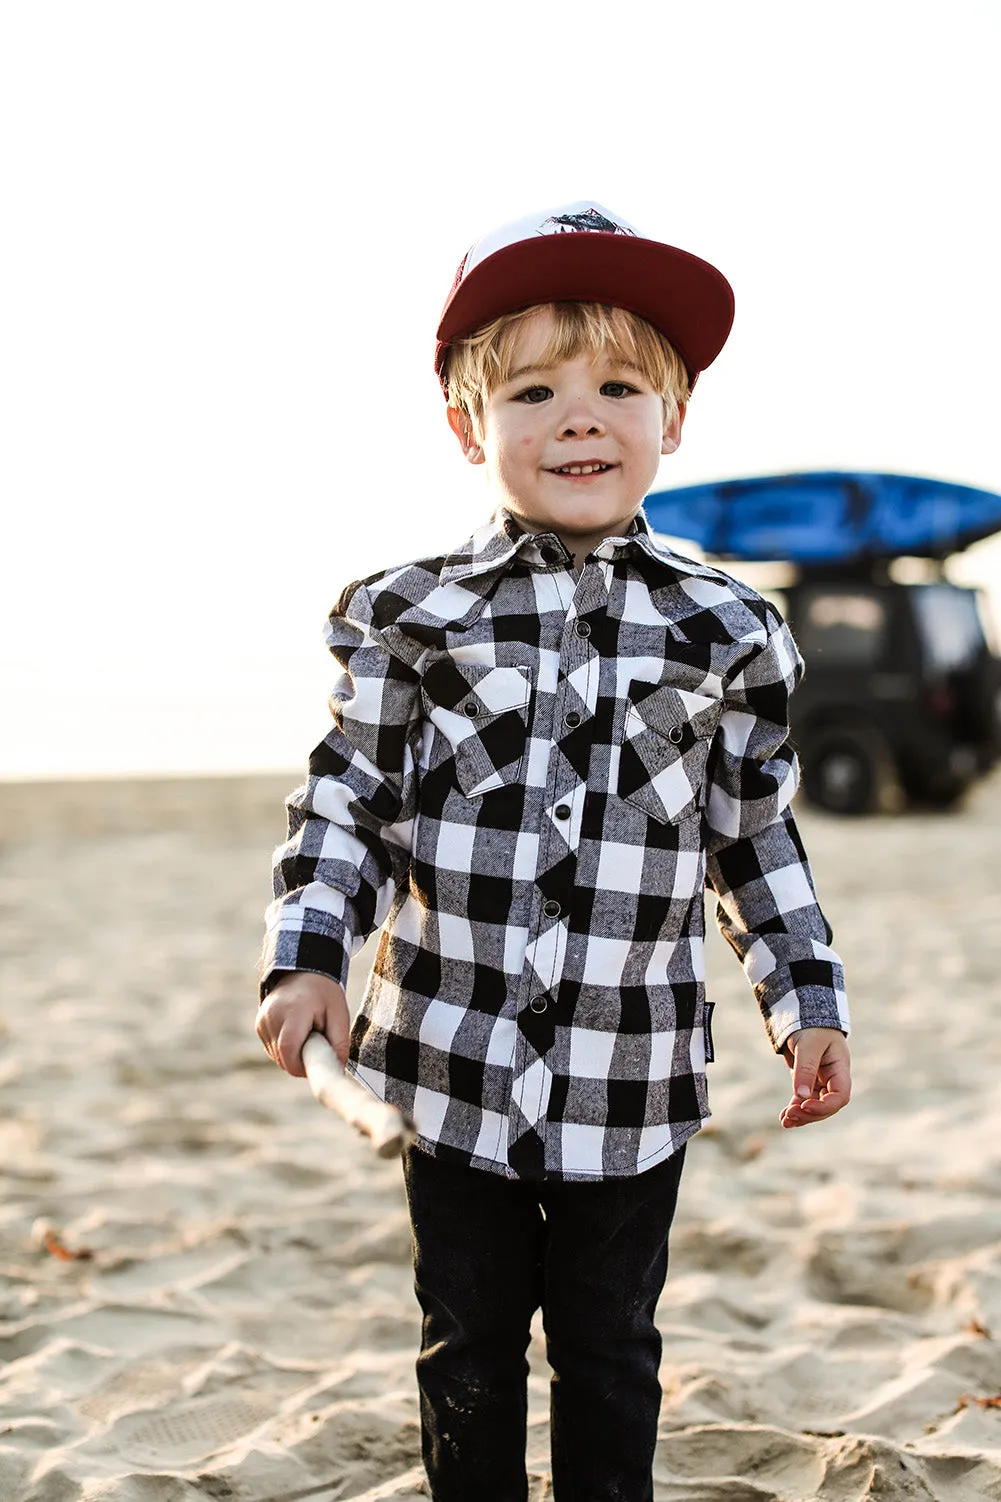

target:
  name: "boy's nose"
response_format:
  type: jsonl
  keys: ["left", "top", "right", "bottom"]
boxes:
{"left": 558, "top": 402, "right": 605, "bottom": 439}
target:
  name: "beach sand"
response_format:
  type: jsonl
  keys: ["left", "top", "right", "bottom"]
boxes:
{"left": 2, "top": 771, "right": 1000, "bottom": 1501}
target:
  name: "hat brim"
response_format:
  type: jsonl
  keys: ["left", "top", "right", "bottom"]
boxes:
{"left": 435, "top": 233, "right": 734, "bottom": 391}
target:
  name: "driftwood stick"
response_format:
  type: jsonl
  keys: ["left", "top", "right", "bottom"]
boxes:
{"left": 301, "top": 1032, "right": 416, "bottom": 1159}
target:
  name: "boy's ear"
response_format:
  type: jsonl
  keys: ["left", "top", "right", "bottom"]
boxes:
{"left": 661, "top": 402, "right": 686, "bottom": 456}
{"left": 447, "top": 406, "right": 485, "bottom": 465}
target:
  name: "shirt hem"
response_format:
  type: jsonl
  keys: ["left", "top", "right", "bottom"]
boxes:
{"left": 403, "top": 1111, "right": 710, "bottom": 1183}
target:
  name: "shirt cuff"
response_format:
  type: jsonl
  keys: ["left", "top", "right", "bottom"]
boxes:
{"left": 259, "top": 924, "right": 351, "bottom": 1001}
{"left": 765, "top": 984, "right": 850, "bottom": 1054}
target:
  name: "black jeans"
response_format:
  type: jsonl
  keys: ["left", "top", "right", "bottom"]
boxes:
{"left": 402, "top": 1144, "right": 686, "bottom": 1502}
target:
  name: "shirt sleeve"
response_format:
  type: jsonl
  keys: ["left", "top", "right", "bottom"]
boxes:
{"left": 703, "top": 606, "right": 849, "bottom": 1052}
{"left": 259, "top": 580, "right": 422, "bottom": 997}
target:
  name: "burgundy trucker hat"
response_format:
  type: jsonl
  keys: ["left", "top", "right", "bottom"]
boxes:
{"left": 435, "top": 201, "right": 735, "bottom": 393}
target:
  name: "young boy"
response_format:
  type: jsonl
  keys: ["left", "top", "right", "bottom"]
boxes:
{"left": 256, "top": 201, "right": 851, "bottom": 1502}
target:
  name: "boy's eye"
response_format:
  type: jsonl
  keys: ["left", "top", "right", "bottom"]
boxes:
{"left": 513, "top": 385, "right": 553, "bottom": 404}
{"left": 600, "top": 380, "right": 637, "bottom": 398}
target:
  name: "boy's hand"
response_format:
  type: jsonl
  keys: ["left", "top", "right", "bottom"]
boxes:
{"left": 256, "top": 972, "right": 351, "bottom": 1077}
{"left": 779, "top": 1027, "right": 851, "bottom": 1129}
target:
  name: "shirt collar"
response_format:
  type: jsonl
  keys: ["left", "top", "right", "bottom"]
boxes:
{"left": 439, "top": 507, "right": 721, "bottom": 584}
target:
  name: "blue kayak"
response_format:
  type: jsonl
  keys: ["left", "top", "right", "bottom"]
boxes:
{"left": 643, "top": 471, "right": 1001, "bottom": 564}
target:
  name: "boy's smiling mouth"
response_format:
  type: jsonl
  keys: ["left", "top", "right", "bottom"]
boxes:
{"left": 546, "top": 461, "right": 616, "bottom": 477}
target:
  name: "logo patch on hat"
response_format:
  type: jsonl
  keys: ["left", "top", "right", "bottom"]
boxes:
{"left": 538, "top": 207, "right": 635, "bottom": 237}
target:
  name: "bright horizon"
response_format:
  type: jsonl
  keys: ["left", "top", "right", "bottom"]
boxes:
{"left": 3, "top": 1, "right": 1000, "bottom": 780}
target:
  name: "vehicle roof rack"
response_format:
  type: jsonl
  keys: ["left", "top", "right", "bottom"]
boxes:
{"left": 645, "top": 471, "right": 1001, "bottom": 566}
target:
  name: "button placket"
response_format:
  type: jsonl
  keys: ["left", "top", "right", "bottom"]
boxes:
{"left": 547, "top": 577, "right": 604, "bottom": 834}
{"left": 515, "top": 566, "right": 602, "bottom": 1072}
{"left": 553, "top": 573, "right": 601, "bottom": 748}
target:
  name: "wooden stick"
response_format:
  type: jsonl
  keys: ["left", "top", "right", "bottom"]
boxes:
{"left": 301, "top": 1032, "right": 416, "bottom": 1159}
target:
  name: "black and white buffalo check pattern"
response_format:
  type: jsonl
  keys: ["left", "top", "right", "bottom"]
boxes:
{"left": 262, "top": 509, "right": 848, "bottom": 1182}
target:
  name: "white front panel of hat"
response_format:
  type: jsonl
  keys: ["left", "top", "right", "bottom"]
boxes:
{"left": 464, "top": 201, "right": 643, "bottom": 275}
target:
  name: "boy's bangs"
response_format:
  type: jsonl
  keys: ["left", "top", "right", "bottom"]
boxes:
{"left": 496, "top": 304, "right": 668, "bottom": 392}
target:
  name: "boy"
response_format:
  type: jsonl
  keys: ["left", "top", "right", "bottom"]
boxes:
{"left": 256, "top": 201, "right": 851, "bottom": 1502}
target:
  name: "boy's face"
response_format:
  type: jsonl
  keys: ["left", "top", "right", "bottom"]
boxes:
{"left": 448, "top": 307, "right": 683, "bottom": 560}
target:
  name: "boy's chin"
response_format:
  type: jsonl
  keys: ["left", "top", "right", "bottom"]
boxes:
{"left": 507, "top": 498, "right": 643, "bottom": 539}
{"left": 548, "top": 507, "right": 642, "bottom": 542}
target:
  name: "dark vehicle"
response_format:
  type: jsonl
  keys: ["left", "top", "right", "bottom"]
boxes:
{"left": 780, "top": 568, "right": 1001, "bottom": 813}
{"left": 645, "top": 471, "right": 1001, "bottom": 814}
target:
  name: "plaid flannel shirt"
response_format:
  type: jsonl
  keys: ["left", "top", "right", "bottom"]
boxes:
{"left": 262, "top": 509, "right": 848, "bottom": 1182}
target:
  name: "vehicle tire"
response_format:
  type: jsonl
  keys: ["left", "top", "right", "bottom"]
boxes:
{"left": 911, "top": 782, "right": 968, "bottom": 811}
{"left": 799, "top": 726, "right": 902, "bottom": 816}
{"left": 903, "top": 767, "right": 971, "bottom": 811}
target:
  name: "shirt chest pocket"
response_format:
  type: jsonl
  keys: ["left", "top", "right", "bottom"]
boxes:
{"left": 618, "top": 681, "right": 723, "bottom": 823}
{"left": 421, "top": 661, "right": 532, "bottom": 798}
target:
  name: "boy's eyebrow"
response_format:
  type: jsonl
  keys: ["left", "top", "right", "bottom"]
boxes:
{"left": 507, "top": 363, "right": 555, "bottom": 381}
{"left": 506, "top": 357, "right": 643, "bottom": 382}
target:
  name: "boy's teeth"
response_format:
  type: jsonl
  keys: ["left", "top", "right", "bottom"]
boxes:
{"left": 555, "top": 463, "right": 607, "bottom": 475}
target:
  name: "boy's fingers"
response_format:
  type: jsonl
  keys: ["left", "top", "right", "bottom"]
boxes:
{"left": 792, "top": 1086, "right": 847, "bottom": 1118}
{"left": 823, "top": 1055, "right": 852, "bottom": 1097}
{"left": 275, "top": 1019, "right": 311, "bottom": 1077}
{"left": 260, "top": 1011, "right": 308, "bottom": 1076}
{"left": 256, "top": 1004, "right": 310, "bottom": 1077}
{"left": 324, "top": 1020, "right": 351, "bottom": 1067}
{"left": 781, "top": 1097, "right": 845, "bottom": 1128}
{"left": 792, "top": 1044, "right": 824, "bottom": 1101}
{"left": 781, "top": 1055, "right": 852, "bottom": 1127}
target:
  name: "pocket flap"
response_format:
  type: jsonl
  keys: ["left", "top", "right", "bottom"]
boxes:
{"left": 626, "top": 681, "right": 722, "bottom": 742}
{"left": 423, "top": 661, "right": 531, "bottom": 718}
{"left": 420, "top": 661, "right": 532, "bottom": 799}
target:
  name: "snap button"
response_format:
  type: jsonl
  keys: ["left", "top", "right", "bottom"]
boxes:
{"left": 529, "top": 996, "right": 549, "bottom": 1014}
{"left": 668, "top": 726, "right": 684, "bottom": 745}
{"left": 554, "top": 804, "right": 571, "bottom": 820}
{"left": 543, "top": 900, "right": 561, "bottom": 919}
{"left": 462, "top": 700, "right": 480, "bottom": 717}
{"left": 575, "top": 620, "right": 591, "bottom": 638}
{"left": 564, "top": 711, "right": 582, "bottom": 729}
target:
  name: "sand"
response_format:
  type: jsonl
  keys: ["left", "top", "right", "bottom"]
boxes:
{"left": 1, "top": 771, "right": 1000, "bottom": 1501}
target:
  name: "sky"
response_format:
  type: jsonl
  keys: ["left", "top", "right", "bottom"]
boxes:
{"left": 2, "top": 1, "right": 1000, "bottom": 778}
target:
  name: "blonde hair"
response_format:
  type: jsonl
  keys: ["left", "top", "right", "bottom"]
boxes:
{"left": 444, "top": 302, "right": 691, "bottom": 439}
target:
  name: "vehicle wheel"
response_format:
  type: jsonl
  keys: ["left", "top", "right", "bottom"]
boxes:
{"left": 899, "top": 746, "right": 976, "bottom": 810}
{"left": 905, "top": 775, "right": 970, "bottom": 811}
{"left": 800, "top": 727, "right": 902, "bottom": 816}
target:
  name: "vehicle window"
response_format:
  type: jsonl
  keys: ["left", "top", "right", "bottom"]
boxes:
{"left": 911, "top": 585, "right": 984, "bottom": 672}
{"left": 796, "top": 591, "right": 887, "bottom": 664}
